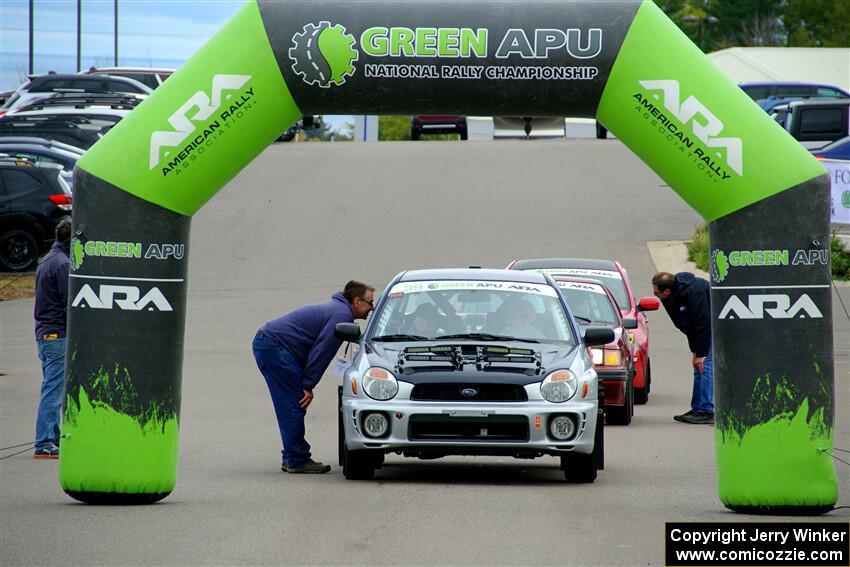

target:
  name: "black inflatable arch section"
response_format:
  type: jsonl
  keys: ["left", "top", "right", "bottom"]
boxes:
{"left": 63, "top": 0, "right": 837, "bottom": 513}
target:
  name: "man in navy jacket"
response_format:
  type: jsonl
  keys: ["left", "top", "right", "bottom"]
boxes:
{"left": 33, "top": 218, "right": 72, "bottom": 458}
{"left": 652, "top": 272, "right": 714, "bottom": 424}
{"left": 253, "top": 281, "right": 375, "bottom": 473}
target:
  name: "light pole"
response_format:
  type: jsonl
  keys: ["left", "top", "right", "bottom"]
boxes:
{"left": 682, "top": 15, "right": 719, "bottom": 51}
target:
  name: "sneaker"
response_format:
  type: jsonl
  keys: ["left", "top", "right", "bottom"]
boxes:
{"left": 33, "top": 445, "right": 59, "bottom": 459}
{"left": 679, "top": 412, "right": 714, "bottom": 425}
{"left": 282, "top": 459, "right": 331, "bottom": 474}
{"left": 673, "top": 410, "right": 695, "bottom": 422}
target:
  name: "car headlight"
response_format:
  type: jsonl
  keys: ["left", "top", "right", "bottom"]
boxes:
{"left": 590, "top": 348, "right": 622, "bottom": 366}
{"left": 540, "top": 369, "right": 577, "bottom": 403}
{"left": 362, "top": 367, "right": 399, "bottom": 401}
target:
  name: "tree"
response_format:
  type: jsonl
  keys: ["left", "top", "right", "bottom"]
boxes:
{"left": 784, "top": 0, "right": 850, "bottom": 47}
{"left": 378, "top": 116, "right": 411, "bottom": 141}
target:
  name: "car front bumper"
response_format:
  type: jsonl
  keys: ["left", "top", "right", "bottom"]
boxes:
{"left": 342, "top": 396, "right": 598, "bottom": 457}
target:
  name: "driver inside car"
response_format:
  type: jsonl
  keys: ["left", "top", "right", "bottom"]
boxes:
{"left": 406, "top": 303, "right": 443, "bottom": 337}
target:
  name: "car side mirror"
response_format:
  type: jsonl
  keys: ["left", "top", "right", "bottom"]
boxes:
{"left": 637, "top": 296, "right": 660, "bottom": 312}
{"left": 621, "top": 317, "right": 638, "bottom": 330}
{"left": 583, "top": 326, "right": 615, "bottom": 346}
{"left": 335, "top": 322, "right": 361, "bottom": 342}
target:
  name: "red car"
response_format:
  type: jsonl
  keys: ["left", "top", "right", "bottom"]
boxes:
{"left": 411, "top": 116, "right": 468, "bottom": 140}
{"left": 554, "top": 277, "right": 636, "bottom": 425}
{"left": 507, "top": 258, "right": 660, "bottom": 404}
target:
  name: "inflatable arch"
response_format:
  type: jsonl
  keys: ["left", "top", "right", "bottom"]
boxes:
{"left": 62, "top": 0, "right": 837, "bottom": 513}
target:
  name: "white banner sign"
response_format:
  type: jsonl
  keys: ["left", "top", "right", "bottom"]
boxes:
{"left": 824, "top": 159, "right": 850, "bottom": 225}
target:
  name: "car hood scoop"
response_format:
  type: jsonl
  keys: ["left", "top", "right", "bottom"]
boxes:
{"left": 370, "top": 343, "right": 577, "bottom": 385}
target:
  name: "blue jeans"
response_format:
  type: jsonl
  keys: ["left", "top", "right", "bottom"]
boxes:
{"left": 252, "top": 332, "right": 311, "bottom": 468}
{"left": 35, "top": 337, "right": 66, "bottom": 450}
{"left": 691, "top": 350, "right": 714, "bottom": 414}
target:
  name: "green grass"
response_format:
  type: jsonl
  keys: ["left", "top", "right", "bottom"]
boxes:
{"left": 687, "top": 224, "right": 850, "bottom": 281}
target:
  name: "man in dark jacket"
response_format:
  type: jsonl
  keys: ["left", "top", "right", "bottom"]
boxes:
{"left": 652, "top": 272, "right": 714, "bottom": 424}
{"left": 33, "top": 218, "right": 72, "bottom": 458}
{"left": 253, "top": 281, "right": 375, "bottom": 473}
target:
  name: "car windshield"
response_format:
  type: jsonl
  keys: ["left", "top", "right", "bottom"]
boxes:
{"left": 556, "top": 282, "right": 619, "bottom": 325}
{"left": 370, "top": 280, "right": 574, "bottom": 344}
{"left": 531, "top": 268, "right": 630, "bottom": 311}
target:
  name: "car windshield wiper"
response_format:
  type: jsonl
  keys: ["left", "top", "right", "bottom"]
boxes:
{"left": 370, "top": 334, "right": 430, "bottom": 342}
{"left": 573, "top": 316, "right": 592, "bottom": 324}
{"left": 434, "top": 333, "right": 540, "bottom": 343}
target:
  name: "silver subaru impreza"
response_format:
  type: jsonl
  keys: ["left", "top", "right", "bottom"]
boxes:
{"left": 335, "top": 268, "right": 613, "bottom": 482}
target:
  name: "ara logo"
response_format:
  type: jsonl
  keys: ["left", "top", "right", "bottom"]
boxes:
{"left": 290, "top": 22, "right": 358, "bottom": 88}
{"left": 718, "top": 293, "right": 823, "bottom": 320}
{"left": 638, "top": 80, "right": 743, "bottom": 176}
{"left": 149, "top": 74, "right": 251, "bottom": 169}
{"left": 72, "top": 284, "right": 174, "bottom": 311}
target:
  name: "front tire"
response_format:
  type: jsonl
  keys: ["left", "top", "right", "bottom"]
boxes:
{"left": 342, "top": 447, "right": 378, "bottom": 480}
{"left": 562, "top": 446, "right": 598, "bottom": 483}
{"left": 0, "top": 227, "right": 40, "bottom": 272}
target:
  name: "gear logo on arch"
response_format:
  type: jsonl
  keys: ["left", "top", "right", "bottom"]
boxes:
{"left": 289, "top": 22, "right": 358, "bottom": 88}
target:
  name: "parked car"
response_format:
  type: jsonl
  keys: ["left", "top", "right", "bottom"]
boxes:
{"left": 739, "top": 82, "right": 850, "bottom": 101}
{"left": 507, "top": 258, "right": 660, "bottom": 404}
{"left": 0, "top": 115, "right": 108, "bottom": 150}
{"left": 0, "top": 137, "right": 82, "bottom": 168}
{"left": 81, "top": 66, "right": 174, "bottom": 90}
{"left": 811, "top": 135, "right": 850, "bottom": 161}
{"left": 9, "top": 92, "right": 145, "bottom": 115}
{"left": 554, "top": 277, "right": 636, "bottom": 425}
{"left": 1, "top": 73, "right": 151, "bottom": 115}
{"left": 0, "top": 149, "right": 75, "bottom": 189}
{"left": 771, "top": 98, "right": 850, "bottom": 150}
{"left": 334, "top": 268, "right": 613, "bottom": 482}
{"left": 0, "top": 158, "right": 71, "bottom": 271}
{"left": 411, "top": 116, "right": 467, "bottom": 140}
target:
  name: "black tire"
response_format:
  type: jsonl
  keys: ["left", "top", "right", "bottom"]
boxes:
{"left": 595, "top": 409, "right": 605, "bottom": 471}
{"left": 562, "top": 447, "right": 597, "bottom": 483}
{"left": 337, "top": 386, "right": 344, "bottom": 466}
{"left": 459, "top": 131, "right": 468, "bottom": 141}
{"left": 0, "top": 227, "right": 40, "bottom": 272}
{"left": 411, "top": 130, "right": 421, "bottom": 141}
{"left": 606, "top": 379, "right": 632, "bottom": 426}
{"left": 343, "top": 448, "right": 377, "bottom": 480}
{"left": 635, "top": 359, "right": 649, "bottom": 405}
{"left": 595, "top": 122, "right": 608, "bottom": 139}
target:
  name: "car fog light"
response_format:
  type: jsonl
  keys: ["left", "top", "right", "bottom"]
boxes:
{"left": 363, "top": 412, "right": 389, "bottom": 438}
{"left": 549, "top": 415, "right": 576, "bottom": 441}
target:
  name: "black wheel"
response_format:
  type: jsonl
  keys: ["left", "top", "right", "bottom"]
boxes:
{"left": 411, "top": 130, "right": 421, "bottom": 141}
{"left": 343, "top": 448, "right": 377, "bottom": 480}
{"left": 0, "top": 228, "right": 40, "bottom": 272}
{"left": 459, "top": 131, "right": 468, "bottom": 140}
{"left": 606, "top": 380, "right": 632, "bottom": 426}
{"left": 595, "top": 409, "right": 605, "bottom": 471}
{"left": 337, "top": 386, "right": 344, "bottom": 466}
{"left": 595, "top": 122, "right": 608, "bottom": 139}
{"left": 635, "top": 359, "right": 649, "bottom": 405}
{"left": 562, "top": 447, "right": 597, "bottom": 483}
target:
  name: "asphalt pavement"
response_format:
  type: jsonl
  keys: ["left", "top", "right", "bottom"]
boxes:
{"left": 1, "top": 139, "right": 848, "bottom": 566}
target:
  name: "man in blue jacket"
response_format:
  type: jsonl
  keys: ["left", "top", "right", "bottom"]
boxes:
{"left": 253, "top": 281, "right": 375, "bottom": 473}
{"left": 33, "top": 218, "right": 72, "bottom": 459}
{"left": 651, "top": 272, "right": 714, "bottom": 425}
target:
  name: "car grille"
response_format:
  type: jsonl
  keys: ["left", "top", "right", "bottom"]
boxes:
{"left": 408, "top": 415, "right": 529, "bottom": 442}
{"left": 410, "top": 383, "right": 528, "bottom": 401}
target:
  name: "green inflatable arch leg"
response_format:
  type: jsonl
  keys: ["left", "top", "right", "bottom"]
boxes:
{"left": 63, "top": 0, "right": 837, "bottom": 512}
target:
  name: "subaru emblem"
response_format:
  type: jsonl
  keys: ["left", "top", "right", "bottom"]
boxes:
{"left": 461, "top": 387, "right": 478, "bottom": 398}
